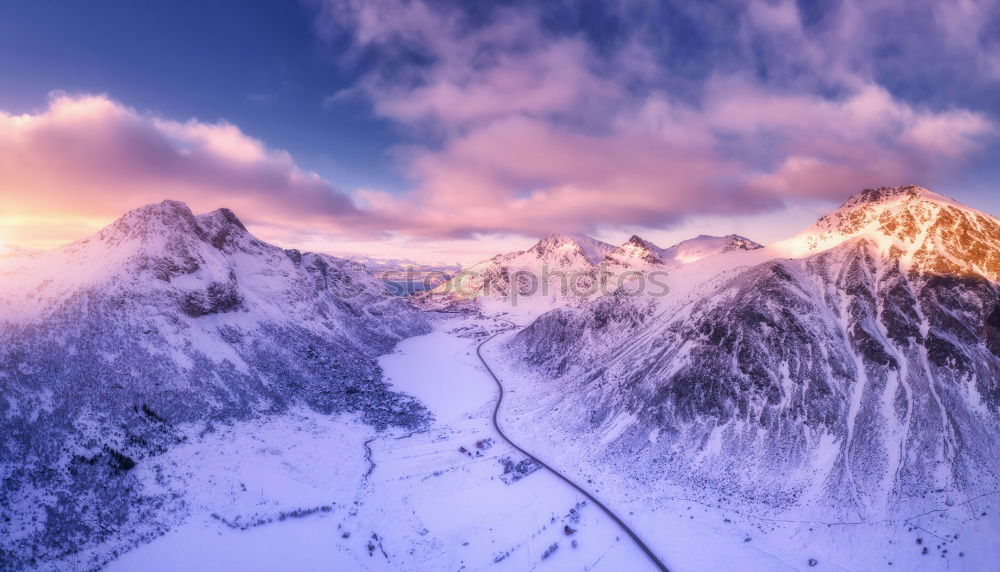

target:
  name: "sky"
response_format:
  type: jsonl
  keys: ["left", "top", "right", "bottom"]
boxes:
{"left": 0, "top": 0, "right": 998, "bottom": 265}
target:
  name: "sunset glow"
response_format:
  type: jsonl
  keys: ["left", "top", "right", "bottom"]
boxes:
{"left": 1, "top": 0, "right": 998, "bottom": 263}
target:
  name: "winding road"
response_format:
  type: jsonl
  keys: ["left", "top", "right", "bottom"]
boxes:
{"left": 476, "top": 322, "right": 670, "bottom": 572}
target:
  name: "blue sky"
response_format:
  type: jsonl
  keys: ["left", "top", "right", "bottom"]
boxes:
{"left": 0, "top": 0, "right": 997, "bottom": 263}
{"left": 0, "top": 0, "right": 408, "bottom": 192}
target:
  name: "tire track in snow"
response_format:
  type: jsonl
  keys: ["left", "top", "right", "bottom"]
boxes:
{"left": 476, "top": 322, "right": 670, "bottom": 572}
{"left": 363, "top": 437, "right": 376, "bottom": 479}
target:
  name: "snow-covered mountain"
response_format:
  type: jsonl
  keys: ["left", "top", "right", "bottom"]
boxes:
{"left": 778, "top": 185, "right": 999, "bottom": 281}
{"left": 505, "top": 185, "right": 1000, "bottom": 519}
{"left": 606, "top": 234, "right": 762, "bottom": 269}
{"left": 422, "top": 232, "right": 761, "bottom": 308}
{"left": 528, "top": 233, "right": 616, "bottom": 266}
{"left": 8, "top": 186, "right": 997, "bottom": 569}
{"left": 0, "top": 200, "right": 430, "bottom": 568}
{"left": 416, "top": 233, "right": 616, "bottom": 307}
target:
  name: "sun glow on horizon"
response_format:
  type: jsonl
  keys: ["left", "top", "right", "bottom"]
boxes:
{"left": 0, "top": 213, "right": 118, "bottom": 250}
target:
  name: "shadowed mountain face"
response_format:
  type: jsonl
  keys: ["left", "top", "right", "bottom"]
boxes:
{"left": 508, "top": 186, "right": 1000, "bottom": 518}
{"left": 0, "top": 200, "right": 430, "bottom": 568}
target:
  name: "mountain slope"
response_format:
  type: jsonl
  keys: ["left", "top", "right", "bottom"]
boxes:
{"left": 0, "top": 200, "right": 431, "bottom": 569}
{"left": 505, "top": 186, "right": 1000, "bottom": 518}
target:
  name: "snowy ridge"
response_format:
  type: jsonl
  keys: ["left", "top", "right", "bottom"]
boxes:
{"left": 527, "top": 233, "right": 616, "bottom": 266}
{"left": 421, "top": 232, "right": 762, "bottom": 308}
{"left": 418, "top": 233, "right": 617, "bottom": 307}
{"left": 606, "top": 234, "right": 763, "bottom": 269}
{"left": 661, "top": 234, "right": 762, "bottom": 264}
{"left": 605, "top": 235, "right": 673, "bottom": 267}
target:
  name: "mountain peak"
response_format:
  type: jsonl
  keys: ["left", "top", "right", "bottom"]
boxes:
{"left": 803, "top": 185, "right": 975, "bottom": 242}
{"left": 533, "top": 232, "right": 593, "bottom": 246}
{"left": 837, "top": 185, "right": 960, "bottom": 212}
{"left": 624, "top": 234, "right": 656, "bottom": 248}
{"left": 719, "top": 234, "right": 764, "bottom": 251}
{"left": 97, "top": 200, "right": 200, "bottom": 245}
{"left": 196, "top": 207, "right": 254, "bottom": 251}
{"left": 92, "top": 200, "right": 259, "bottom": 253}
{"left": 661, "top": 234, "right": 764, "bottom": 265}
{"left": 605, "top": 233, "right": 763, "bottom": 268}
{"left": 199, "top": 207, "right": 247, "bottom": 232}
{"left": 127, "top": 199, "right": 195, "bottom": 221}
{"left": 606, "top": 235, "right": 668, "bottom": 265}
{"left": 779, "top": 186, "right": 1000, "bottom": 280}
{"left": 528, "top": 233, "right": 614, "bottom": 265}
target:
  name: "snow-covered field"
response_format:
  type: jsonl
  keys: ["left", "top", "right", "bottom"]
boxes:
{"left": 105, "top": 315, "right": 655, "bottom": 571}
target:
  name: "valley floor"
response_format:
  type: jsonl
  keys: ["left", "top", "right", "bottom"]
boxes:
{"left": 104, "top": 314, "right": 654, "bottom": 571}
{"left": 91, "top": 311, "right": 1000, "bottom": 571}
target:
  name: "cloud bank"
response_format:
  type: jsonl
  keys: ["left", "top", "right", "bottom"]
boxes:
{"left": 314, "top": 0, "right": 996, "bottom": 237}
{"left": 2, "top": 0, "right": 997, "bottom": 252}
{"left": 0, "top": 94, "right": 380, "bottom": 247}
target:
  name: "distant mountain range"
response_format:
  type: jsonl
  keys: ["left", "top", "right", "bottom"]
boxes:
{"left": 421, "top": 231, "right": 762, "bottom": 304}
{"left": 0, "top": 244, "right": 41, "bottom": 259}
{"left": 606, "top": 234, "right": 763, "bottom": 269}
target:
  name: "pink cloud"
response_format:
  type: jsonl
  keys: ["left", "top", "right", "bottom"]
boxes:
{"left": 0, "top": 94, "right": 381, "bottom": 247}
{"left": 358, "top": 78, "right": 992, "bottom": 237}
{"left": 356, "top": 116, "right": 777, "bottom": 237}
{"left": 313, "top": 0, "right": 996, "bottom": 238}
{"left": 4, "top": 0, "right": 997, "bottom": 254}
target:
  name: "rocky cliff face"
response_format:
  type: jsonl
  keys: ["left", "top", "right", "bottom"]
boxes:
{"left": 0, "top": 200, "right": 431, "bottom": 568}
{"left": 507, "top": 186, "right": 1000, "bottom": 518}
